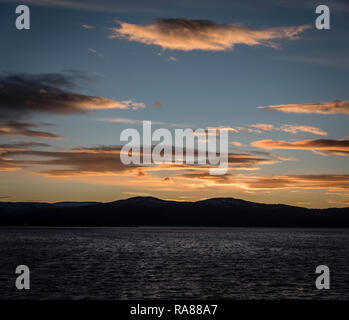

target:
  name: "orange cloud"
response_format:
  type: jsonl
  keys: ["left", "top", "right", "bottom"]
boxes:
{"left": 243, "top": 174, "right": 349, "bottom": 190}
{"left": 247, "top": 123, "right": 327, "bottom": 136}
{"left": 3, "top": 144, "right": 279, "bottom": 177}
{"left": 280, "top": 124, "right": 327, "bottom": 136}
{"left": 109, "top": 18, "right": 310, "bottom": 51}
{"left": 249, "top": 124, "right": 275, "bottom": 131}
{"left": 259, "top": 100, "right": 349, "bottom": 115}
{"left": 180, "top": 172, "right": 349, "bottom": 191}
{"left": 0, "top": 141, "right": 49, "bottom": 171}
{"left": 0, "top": 121, "right": 63, "bottom": 139}
{"left": 152, "top": 101, "right": 164, "bottom": 107}
{"left": 251, "top": 139, "right": 349, "bottom": 156}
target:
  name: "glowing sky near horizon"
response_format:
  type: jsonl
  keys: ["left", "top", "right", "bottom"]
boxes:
{"left": 0, "top": 0, "right": 348, "bottom": 208}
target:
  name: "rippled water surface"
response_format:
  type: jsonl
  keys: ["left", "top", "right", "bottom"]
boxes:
{"left": 0, "top": 227, "right": 348, "bottom": 299}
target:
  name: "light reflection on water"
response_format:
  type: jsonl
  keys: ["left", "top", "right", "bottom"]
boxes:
{"left": 0, "top": 227, "right": 348, "bottom": 299}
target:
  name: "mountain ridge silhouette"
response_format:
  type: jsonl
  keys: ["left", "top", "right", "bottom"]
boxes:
{"left": 0, "top": 196, "right": 348, "bottom": 227}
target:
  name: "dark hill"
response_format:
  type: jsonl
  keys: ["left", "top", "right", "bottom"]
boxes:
{"left": 0, "top": 197, "right": 348, "bottom": 227}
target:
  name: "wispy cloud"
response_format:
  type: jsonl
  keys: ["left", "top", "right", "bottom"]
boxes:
{"left": 181, "top": 172, "right": 349, "bottom": 191}
{"left": 241, "top": 174, "right": 349, "bottom": 191}
{"left": 280, "top": 124, "right": 327, "bottom": 136}
{"left": 251, "top": 139, "right": 349, "bottom": 156}
{"left": 0, "top": 141, "right": 50, "bottom": 171}
{"left": 0, "top": 121, "right": 63, "bottom": 139}
{"left": 249, "top": 124, "right": 275, "bottom": 131}
{"left": 97, "top": 118, "right": 165, "bottom": 125}
{"left": 3, "top": 144, "right": 279, "bottom": 176}
{"left": 230, "top": 141, "right": 243, "bottom": 147}
{"left": 259, "top": 100, "right": 349, "bottom": 115}
{"left": 109, "top": 18, "right": 310, "bottom": 51}
{"left": 88, "top": 48, "right": 103, "bottom": 57}
{"left": 82, "top": 24, "right": 95, "bottom": 30}
{"left": 152, "top": 101, "right": 164, "bottom": 107}
{"left": 97, "top": 117, "right": 191, "bottom": 127}
{"left": 242, "top": 123, "right": 327, "bottom": 136}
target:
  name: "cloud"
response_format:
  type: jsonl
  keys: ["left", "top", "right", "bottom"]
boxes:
{"left": 109, "top": 18, "right": 310, "bottom": 51}
{"left": 0, "top": 157, "right": 17, "bottom": 171}
{"left": 8, "top": 143, "right": 345, "bottom": 195}
{"left": 250, "top": 150, "right": 297, "bottom": 162}
{"left": 2, "top": 144, "right": 280, "bottom": 177}
{"left": 180, "top": 172, "right": 349, "bottom": 191}
{"left": 280, "top": 125, "right": 328, "bottom": 136}
{"left": 0, "top": 141, "right": 50, "bottom": 149}
{"left": 251, "top": 139, "right": 349, "bottom": 156}
{"left": 0, "top": 141, "right": 50, "bottom": 171}
{"left": 168, "top": 56, "right": 177, "bottom": 61}
{"left": 152, "top": 101, "right": 164, "bottom": 107}
{"left": 0, "top": 121, "right": 63, "bottom": 139}
{"left": 248, "top": 123, "right": 327, "bottom": 136}
{"left": 88, "top": 48, "right": 103, "bottom": 57}
{"left": 0, "top": 72, "right": 145, "bottom": 120}
{"left": 242, "top": 174, "right": 349, "bottom": 190}
{"left": 206, "top": 126, "right": 239, "bottom": 133}
{"left": 180, "top": 172, "right": 233, "bottom": 184}
{"left": 328, "top": 199, "right": 349, "bottom": 206}
{"left": 97, "top": 118, "right": 166, "bottom": 125}
{"left": 259, "top": 100, "right": 349, "bottom": 115}
{"left": 97, "top": 118, "right": 190, "bottom": 127}
{"left": 82, "top": 24, "right": 95, "bottom": 30}
{"left": 120, "top": 100, "right": 146, "bottom": 110}
{"left": 249, "top": 124, "right": 275, "bottom": 131}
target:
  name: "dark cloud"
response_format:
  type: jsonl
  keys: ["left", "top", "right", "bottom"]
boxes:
{"left": 1, "top": 145, "right": 276, "bottom": 176}
{"left": 0, "top": 72, "right": 144, "bottom": 121}
{"left": 0, "top": 121, "right": 63, "bottom": 139}
{"left": 13, "top": 147, "right": 134, "bottom": 176}
{"left": 0, "top": 141, "right": 50, "bottom": 149}
{"left": 0, "top": 140, "right": 49, "bottom": 171}
{"left": 180, "top": 172, "right": 233, "bottom": 184}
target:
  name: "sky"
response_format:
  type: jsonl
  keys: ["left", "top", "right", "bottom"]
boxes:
{"left": 0, "top": 0, "right": 348, "bottom": 207}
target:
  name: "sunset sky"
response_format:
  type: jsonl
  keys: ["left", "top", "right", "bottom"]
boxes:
{"left": 0, "top": 0, "right": 348, "bottom": 208}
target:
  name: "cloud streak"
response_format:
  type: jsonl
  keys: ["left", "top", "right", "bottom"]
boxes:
{"left": 243, "top": 174, "right": 349, "bottom": 190}
{"left": 251, "top": 139, "right": 349, "bottom": 156}
{"left": 82, "top": 24, "right": 95, "bottom": 30}
{"left": 247, "top": 123, "right": 327, "bottom": 136}
{"left": 109, "top": 18, "right": 310, "bottom": 51}
{"left": 180, "top": 172, "right": 349, "bottom": 191}
{"left": 259, "top": 100, "right": 349, "bottom": 115}
{"left": 2, "top": 145, "right": 279, "bottom": 176}
{"left": 0, "top": 141, "right": 50, "bottom": 171}
{"left": 0, "top": 121, "right": 63, "bottom": 139}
